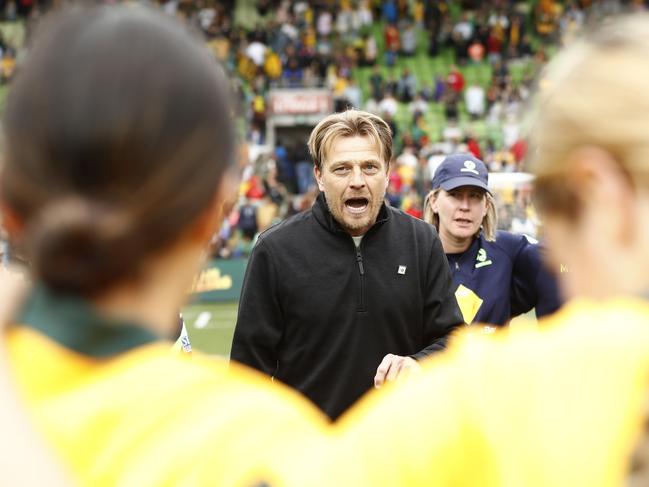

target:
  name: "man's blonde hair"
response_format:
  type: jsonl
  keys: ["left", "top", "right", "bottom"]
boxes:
{"left": 307, "top": 109, "right": 393, "bottom": 171}
{"left": 423, "top": 188, "right": 498, "bottom": 241}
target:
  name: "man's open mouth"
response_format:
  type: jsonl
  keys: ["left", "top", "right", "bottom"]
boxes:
{"left": 345, "top": 197, "right": 369, "bottom": 214}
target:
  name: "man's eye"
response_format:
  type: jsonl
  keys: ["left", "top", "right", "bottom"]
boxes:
{"left": 333, "top": 167, "right": 348, "bottom": 174}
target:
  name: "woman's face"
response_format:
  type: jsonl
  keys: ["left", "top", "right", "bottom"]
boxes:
{"left": 432, "top": 186, "right": 488, "bottom": 243}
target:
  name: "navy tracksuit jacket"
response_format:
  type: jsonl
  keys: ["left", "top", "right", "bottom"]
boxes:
{"left": 446, "top": 231, "right": 562, "bottom": 326}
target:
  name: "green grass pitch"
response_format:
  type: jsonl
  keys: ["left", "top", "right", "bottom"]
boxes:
{"left": 182, "top": 301, "right": 238, "bottom": 358}
{"left": 181, "top": 301, "right": 536, "bottom": 359}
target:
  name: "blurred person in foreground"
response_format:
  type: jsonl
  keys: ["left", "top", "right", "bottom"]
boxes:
{"left": 0, "top": 272, "right": 70, "bottom": 487}
{"left": 231, "top": 109, "right": 464, "bottom": 419}
{"left": 0, "top": 6, "right": 329, "bottom": 486}
{"left": 423, "top": 153, "right": 562, "bottom": 326}
{"left": 320, "top": 13, "right": 649, "bottom": 487}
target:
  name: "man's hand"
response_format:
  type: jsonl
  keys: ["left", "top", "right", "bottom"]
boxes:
{"left": 374, "top": 353, "right": 421, "bottom": 388}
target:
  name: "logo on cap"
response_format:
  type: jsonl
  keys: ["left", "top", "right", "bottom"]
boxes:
{"left": 460, "top": 160, "right": 479, "bottom": 175}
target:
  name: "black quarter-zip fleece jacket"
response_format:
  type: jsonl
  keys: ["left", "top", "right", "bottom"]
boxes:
{"left": 231, "top": 193, "right": 463, "bottom": 420}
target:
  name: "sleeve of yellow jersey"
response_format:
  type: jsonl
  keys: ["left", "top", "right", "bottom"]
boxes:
{"left": 326, "top": 302, "right": 649, "bottom": 487}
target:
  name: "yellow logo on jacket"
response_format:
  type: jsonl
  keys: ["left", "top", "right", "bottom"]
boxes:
{"left": 455, "top": 284, "right": 483, "bottom": 323}
{"left": 475, "top": 248, "right": 493, "bottom": 268}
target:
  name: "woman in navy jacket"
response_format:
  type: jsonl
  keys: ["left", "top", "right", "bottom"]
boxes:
{"left": 424, "top": 154, "right": 561, "bottom": 326}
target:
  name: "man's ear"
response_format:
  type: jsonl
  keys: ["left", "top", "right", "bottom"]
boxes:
{"left": 565, "top": 146, "right": 634, "bottom": 246}
{"left": 314, "top": 165, "right": 325, "bottom": 192}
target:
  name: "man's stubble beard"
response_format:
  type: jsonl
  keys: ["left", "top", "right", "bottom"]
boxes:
{"left": 323, "top": 189, "right": 386, "bottom": 235}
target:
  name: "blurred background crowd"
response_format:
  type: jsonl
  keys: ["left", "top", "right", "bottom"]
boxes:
{"left": 0, "top": 0, "right": 646, "bottom": 263}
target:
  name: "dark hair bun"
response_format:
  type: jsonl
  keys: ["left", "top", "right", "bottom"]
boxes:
{"left": 1, "top": 6, "right": 236, "bottom": 297}
{"left": 27, "top": 197, "right": 137, "bottom": 295}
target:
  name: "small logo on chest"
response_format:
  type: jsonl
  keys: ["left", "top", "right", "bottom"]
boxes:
{"left": 397, "top": 265, "right": 407, "bottom": 275}
{"left": 475, "top": 249, "right": 493, "bottom": 268}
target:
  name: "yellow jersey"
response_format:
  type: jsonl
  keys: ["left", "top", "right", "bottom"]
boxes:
{"left": 7, "top": 286, "right": 329, "bottom": 486}
{"left": 332, "top": 298, "right": 649, "bottom": 486}
{"left": 12, "top": 286, "right": 649, "bottom": 486}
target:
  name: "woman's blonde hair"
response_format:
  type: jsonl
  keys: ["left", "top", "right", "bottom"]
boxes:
{"left": 423, "top": 188, "right": 497, "bottom": 241}
{"left": 307, "top": 109, "right": 393, "bottom": 171}
{"left": 528, "top": 16, "right": 649, "bottom": 484}
{"left": 529, "top": 14, "right": 649, "bottom": 219}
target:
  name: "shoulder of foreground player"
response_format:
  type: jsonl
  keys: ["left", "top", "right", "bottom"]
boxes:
{"left": 104, "top": 350, "right": 331, "bottom": 486}
{"left": 168, "top": 357, "right": 334, "bottom": 487}
{"left": 455, "top": 297, "right": 649, "bottom": 486}
{"left": 7, "top": 334, "right": 331, "bottom": 486}
{"left": 446, "top": 296, "right": 649, "bottom": 362}
{"left": 332, "top": 354, "right": 485, "bottom": 486}
{"left": 332, "top": 298, "right": 649, "bottom": 487}
{"left": 543, "top": 296, "right": 649, "bottom": 354}
{"left": 335, "top": 296, "right": 649, "bottom": 420}
{"left": 58, "top": 340, "right": 330, "bottom": 428}
{"left": 151, "top": 351, "right": 331, "bottom": 430}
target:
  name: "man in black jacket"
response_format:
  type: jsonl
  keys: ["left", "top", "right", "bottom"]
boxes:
{"left": 231, "top": 110, "right": 463, "bottom": 420}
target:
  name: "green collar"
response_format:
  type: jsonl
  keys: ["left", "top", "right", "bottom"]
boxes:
{"left": 17, "top": 285, "right": 160, "bottom": 358}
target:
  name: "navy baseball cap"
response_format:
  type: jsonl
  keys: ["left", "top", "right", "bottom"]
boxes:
{"left": 431, "top": 153, "right": 490, "bottom": 193}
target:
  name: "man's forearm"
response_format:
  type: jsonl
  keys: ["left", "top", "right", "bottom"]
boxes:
{"left": 411, "top": 335, "right": 449, "bottom": 360}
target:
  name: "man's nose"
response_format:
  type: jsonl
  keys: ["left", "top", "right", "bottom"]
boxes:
{"left": 349, "top": 166, "right": 366, "bottom": 188}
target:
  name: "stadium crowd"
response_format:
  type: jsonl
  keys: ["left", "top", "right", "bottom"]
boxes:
{"left": 196, "top": 0, "right": 623, "bottom": 258}
{"left": 0, "top": 0, "right": 640, "bottom": 262}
